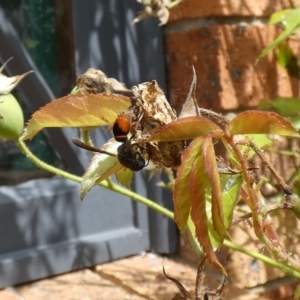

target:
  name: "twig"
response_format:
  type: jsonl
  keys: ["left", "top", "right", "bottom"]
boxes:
{"left": 232, "top": 202, "right": 295, "bottom": 226}
{"left": 163, "top": 267, "right": 192, "bottom": 299}
{"left": 249, "top": 141, "right": 292, "bottom": 194}
{"left": 199, "top": 108, "right": 230, "bottom": 126}
{"left": 195, "top": 256, "right": 206, "bottom": 300}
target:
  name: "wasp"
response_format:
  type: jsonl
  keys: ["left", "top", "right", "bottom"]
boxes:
{"left": 72, "top": 113, "right": 146, "bottom": 172}
{"left": 112, "top": 113, "right": 131, "bottom": 143}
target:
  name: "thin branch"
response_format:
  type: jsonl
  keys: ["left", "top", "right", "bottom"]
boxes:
{"left": 249, "top": 141, "right": 292, "bottom": 194}
{"left": 166, "top": 0, "right": 183, "bottom": 9}
{"left": 223, "top": 239, "right": 300, "bottom": 279}
{"left": 195, "top": 256, "right": 206, "bottom": 300}
{"left": 163, "top": 267, "right": 192, "bottom": 299}
{"left": 199, "top": 108, "right": 230, "bottom": 126}
{"left": 16, "top": 139, "right": 300, "bottom": 279}
{"left": 16, "top": 139, "right": 174, "bottom": 220}
{"left": 232, "top": 202, "right": 295, "bottom": 226}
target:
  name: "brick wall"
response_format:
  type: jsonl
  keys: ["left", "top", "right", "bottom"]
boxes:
{"left": 164, "top": 0, "right": 300, "bottom": 112}
{"left": 164, "top": 0, "right": 300, "bottom": 288}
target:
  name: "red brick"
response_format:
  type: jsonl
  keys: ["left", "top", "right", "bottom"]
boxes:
{"left": 165, "top": 24, "right": 299, "bottom": 111}
{"left": 169, "top": 0, "right": 300, "bottom": 21}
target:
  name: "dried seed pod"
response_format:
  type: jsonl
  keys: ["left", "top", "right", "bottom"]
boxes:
{"left": 76, "top": 68, "right": 130, "bottom": 95}
{"left": 127, "top": 80, "right": 186, "bottom": 170}
{"left": 76, "top": 68, "right": 111, "bottom": 94}
{"left": 75, "top": 68, "right": 199, "bottom": 170}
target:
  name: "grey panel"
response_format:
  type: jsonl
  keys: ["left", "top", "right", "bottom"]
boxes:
{"left": 72, "top": 0, "right": 177, "bottom": 254}
{"left": 0, "top": 6, "right": 84, "bottom": 176}
{"left": 0, "top": 177, "right": 148, "bottom": 288}
{"left": 0, "top": 0, "right": 177, "bottom": 288}
{"left": 72, "top": 0, "right": 166, "bottom": 88}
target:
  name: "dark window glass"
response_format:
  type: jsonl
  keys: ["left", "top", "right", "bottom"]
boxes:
{"left": 0, "top": 0, "right": 71, "bottom": 185}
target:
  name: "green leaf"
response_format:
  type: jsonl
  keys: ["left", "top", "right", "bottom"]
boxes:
{"left": 115, "top": 168, "right": 134, "bottom": 188}
{"left": 233, "top": 134, "right": 273, "bottom": 160}
{"left": 80, "top": 139, "right": 123, "bottom": 200}
{"left": 186, "top": 217, "right": 203, "bottom": 258}
{"left": 147, "top": 116, "right": 222, "bottom": 142}
{"left": 269, "top": 9, "right": 291, "bottom": 25}
{"left": 70, "top": 86, "right": 80, "bottom": 94}
{"left": 276, "top": 44, "right": 300, "bottom": 79}
{"left": 294, "top": 283, "right": 300, "bottom": 299}
{"left": 229, "top": 111, "right": 299, "bottom": 137}
{"left": 173, "top": 136, "right": 204, "bottom": 232}
{"left": 292, "top": 206, "right": 300, "bottom": 219}
{"left": 291, "top": 115, "right": 300, "bottom": 130}
{"left": 21, "top": 93, "right": 131, "bottom": 140}
{"left": 222, "top": 134, "right": 272, "bottom": 176}
{"left": 258, "top": 8, "right": 300, "bottom": 60}
{"left": 276, "top": 43, "right": 292, "bottom": 68}
{"left": 259, "top": 97, "right": 300, "bottom": 116}
{"left": 220, "top": 174, "right": 243, "bottom": 228}
{"left": 187, "top": 174, "right": 243, "bottom": 257}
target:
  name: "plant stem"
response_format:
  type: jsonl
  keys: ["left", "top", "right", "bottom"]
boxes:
{"left": 266, "top": 149, "right": 300, "bottom": 158}
{"left": 223, "top": 239, "right": 300, "bottom": 279}
{"left": 16, "top": 139, "right": 300, "bottom": 278}
{"left": 81, "top": 129, "right": 94, "bottom": 147}
{"left": 167, "top": 0, "right": 183, "bottom": 9}
{"left": 186, "top": 224, "right": 300, "bottom": 278}
{"left": 17, "top": 139, "right": 87, "bottom": 184}
{"left": 287, "top": 164, "right": 300, "bottom": 185}
{"left": 16, "top": 139, "right": 174, "bottom": 219}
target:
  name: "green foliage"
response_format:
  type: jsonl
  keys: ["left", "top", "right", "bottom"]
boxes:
{"left": 258, "top": 7, "right": 300, "bottom": 60}
{"left": 295, "top": 284, "right": 300, "bottom": 299}
{"left": 276, "top": 44, "right": 300, "bottom": 78}
{"left": 20, "top": 81, "right": 300, "bottom": 274}
{"left": 80, "top": 139, "right": 123, "bottom": 200}
{"left": 259, "top": 97, "right": 300, "bottom": 117}
{"left": 13, "top": 1, "right": 300, "bottom": 285}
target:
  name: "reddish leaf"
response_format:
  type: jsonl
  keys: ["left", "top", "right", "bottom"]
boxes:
{"left": 21, "top": 93, "right": 131, "bottom": 140}
{"left": 202, "top": 136, "right": 226, "bottom": 237}
{"left": 173, "top": 136, "right": 204, "bottom": 232}
{"left": 190, "top": 156, "right": 225, "bottom": 274}
{"left": 147, "top": 116, "right": 222, "bottom": 142}
{"left": 229, "top": 111, "right": 299, "bottom": 137}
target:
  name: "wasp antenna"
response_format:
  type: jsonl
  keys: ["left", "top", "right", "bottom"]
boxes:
{"left": 71, "top": 138, "right": 117, "bottom": 158}
{"left": 72, "top": 138, "right": 99, "bottom": 152}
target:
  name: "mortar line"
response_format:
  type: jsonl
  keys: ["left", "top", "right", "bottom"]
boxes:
{"left": 164, "top": 17, "right": 269, "bottom": 33}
